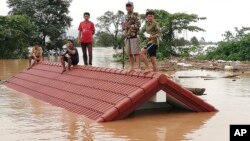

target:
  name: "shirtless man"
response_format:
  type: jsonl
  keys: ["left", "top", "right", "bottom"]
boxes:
{"left": 28, "top": 43, "right": 43, "bottom": 69}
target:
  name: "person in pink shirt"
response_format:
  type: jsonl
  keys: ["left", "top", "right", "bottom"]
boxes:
{"left": 78, "top": 12, "right": 95, "bottom": 65}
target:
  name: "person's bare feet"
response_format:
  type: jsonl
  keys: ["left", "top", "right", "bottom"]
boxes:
{"left": 127, "top": 68, "right": 135, "bottom": 75}
{"left": 61, "top": 69, "right": 66, "bottom": 74}
{"left": 134, "top": 68, "right": 141, "bottom": 72}
{"left": 143, "top": 68, "right": 152, "bottom": 74}
{"left": 165, "top": 74, "right": 172, "bottom": 79}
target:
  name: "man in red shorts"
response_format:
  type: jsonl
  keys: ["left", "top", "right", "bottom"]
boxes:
{"left": 78, "top": 12, "right": 95, "bottom": 65}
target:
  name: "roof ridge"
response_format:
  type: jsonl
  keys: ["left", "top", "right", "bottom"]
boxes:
{"left": 41, "top": 61, "right": 160, "bottom": 79}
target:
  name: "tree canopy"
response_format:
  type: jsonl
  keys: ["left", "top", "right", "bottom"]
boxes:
{"left": 96, "top": 9, "right": 206, "bottom": 57}
{"left": 7, "top": 0, "right": 72, "bottom": 49}
{"left": 0, "top": 15, "right": 35, "bottom": 59}
{"left": 95, "top": 31, "right": 114, "bottom": 47}
{"left": 203, "top": 27, "right": 250, "bottom": 61}
{"left": 96, "top": 10, "right": 125, "bottom": 49}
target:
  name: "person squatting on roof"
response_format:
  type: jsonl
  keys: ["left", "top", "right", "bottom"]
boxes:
{"left": 28, "top": 42, "right": 43, "bottom": 69}
{"left": 60, "top": 39, "right": 79, "bottom": 73}
{"left": 78, "top": 12, "right": 95, "bottom": 66}
{"left": 141, "top": 10, "right": 160, "bottom": 72}
{"left": 122, "top": 1, "right": 141, "bottom": 71}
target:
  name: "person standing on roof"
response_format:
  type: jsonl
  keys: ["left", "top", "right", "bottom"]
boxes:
{"left": 122, "top": 1, "right": 141, "bottom": 71}
{"left": 78, "top": 12, "right": 95, "bottom": 66}
{"left": 141, "top": 10, "right": 160, "bottom": 72}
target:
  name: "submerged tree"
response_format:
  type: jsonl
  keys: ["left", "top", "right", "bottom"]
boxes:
{"left": 7, "top": 0, "right": 72, "bottom": 49}
{"left": 96, "top": 10, "right": 125, "bottom": 49}
{"left": 173, "top": 37, "right": 190, "bottom": 46}
{"left": 95, "top": 31, "right": 114, "bottom": 47}
{"left": 190, "top": 36, "right": 199, "bottom": 46}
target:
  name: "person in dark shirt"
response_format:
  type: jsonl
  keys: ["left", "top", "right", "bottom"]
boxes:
{"left": 60, "top": 39, "right": 79, "bottom": 73}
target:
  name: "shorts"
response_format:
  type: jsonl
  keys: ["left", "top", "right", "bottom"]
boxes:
{"left": 146, "top": 43, "right": 158, "bottom": 57}
{"left": 125, "top": 37, "right": 140, "bottom": 55}
{"left": 64, "top": 56, "right": 78, "bottom": 65}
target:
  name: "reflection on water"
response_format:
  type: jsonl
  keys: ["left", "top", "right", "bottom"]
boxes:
{"left": 99, "top": 110, "right": 216, "bottom": 141}
{"left": 1, "top": 47, "right": 250, "bottom": 141}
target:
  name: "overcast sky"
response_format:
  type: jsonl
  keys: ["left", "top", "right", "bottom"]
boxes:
{"left": 1, "top": 0, "right": 250, "bottom": 42}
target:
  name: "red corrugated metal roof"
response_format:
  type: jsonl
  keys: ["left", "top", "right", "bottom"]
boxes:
{"left": 4, "top": 62, "right": 217, "bottom": 122}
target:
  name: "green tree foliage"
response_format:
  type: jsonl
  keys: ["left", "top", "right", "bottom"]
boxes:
{"left": 140, "top": 9, "right": 206, "bottom": 58}
{"left": 222, "top": 27, "right": 250, "bottom": 41}
{"left": 0, "top": 15, "right": 35, "bottom": 59}
{"left": 7, "top": 0, "right": 72, "bottom": 49}
{"left": 199, "top": 37, "right": 206, "bottom": 45}
{"left": 95, "top": 31, "right": 114, "bottom": 47}
{"left": 96, "top": 10, "right": 125, "bottom": 49}
{"left": 173, "top": 36, "right": 200, "bottom": 57}
{"left": 190, "top": 36, "right": 199, "bottom": 46}
{"left": 222, "top": 31, "right": 234, "bottom": 42}
{"left": 173, "top": 37, "right": 190, "bottom": 46}
{"left": 205, "top": 27, "right": 250, "bottom": 61}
